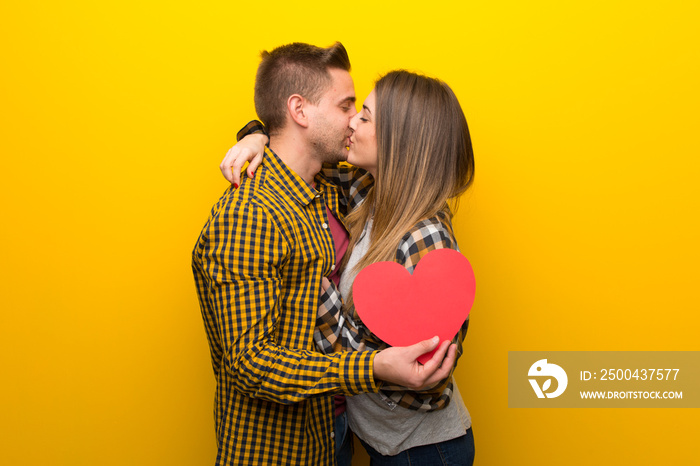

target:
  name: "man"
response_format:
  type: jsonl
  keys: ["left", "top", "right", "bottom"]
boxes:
{"left": 192, "top": 42, "right": 456, "bottom": 465}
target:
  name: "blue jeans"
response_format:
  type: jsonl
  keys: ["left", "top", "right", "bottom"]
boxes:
{"left": 335, "top": 412, "right": 353, "bottom": 466}
{"left": 358, "top": 428, "right": 475, "bottom": 466}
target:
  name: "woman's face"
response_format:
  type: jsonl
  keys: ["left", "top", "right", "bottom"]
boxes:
{"left": 347, "top": 89, "right": 378, "bottom": 176}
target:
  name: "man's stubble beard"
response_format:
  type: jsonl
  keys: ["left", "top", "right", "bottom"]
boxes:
{"left": 317, "top": 144, "right": 349, "bottom": 164}
{"left": 310, "top": 129, "right": 349, "bottom": 164}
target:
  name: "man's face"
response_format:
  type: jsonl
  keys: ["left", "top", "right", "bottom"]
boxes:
{"left": 307, "top": 68, "right": 357, "bottom": 163}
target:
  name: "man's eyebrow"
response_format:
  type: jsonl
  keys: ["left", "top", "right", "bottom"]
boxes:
{"left": 339, "top": 96, "right": 356, "bottom": 105}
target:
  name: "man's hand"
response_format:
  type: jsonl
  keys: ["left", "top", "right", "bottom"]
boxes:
{"left": 372, "top": 337, "right": 457, "bottom": 390}
{"left": 220, "top": 133, "right": 268, "bottom": 187}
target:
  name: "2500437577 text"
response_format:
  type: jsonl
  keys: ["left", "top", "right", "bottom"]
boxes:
{"left": 580, "top": 369, "right": 679, "bottom": 381}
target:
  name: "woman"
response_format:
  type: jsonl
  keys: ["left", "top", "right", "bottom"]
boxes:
{"left": 223, "top": 70, "right": 475, "bottom": 466}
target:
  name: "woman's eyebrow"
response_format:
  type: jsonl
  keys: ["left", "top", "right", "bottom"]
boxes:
{"left": 362, "top": 104, "right": 372, "bottom": 114}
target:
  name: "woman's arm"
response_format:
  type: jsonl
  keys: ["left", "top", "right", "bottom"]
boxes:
{"left": 314, "top": 277, "right": 368, "bottom": 354}
{"left": 219, "top": 121, "right": 268, "bottom": 186}
{"left": 219, "top": 121, "right": 374, "bottom": 212}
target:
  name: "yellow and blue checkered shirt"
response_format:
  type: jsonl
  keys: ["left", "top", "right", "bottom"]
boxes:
{"left": 192, "top": 147, "right": 378, "bottom": 465}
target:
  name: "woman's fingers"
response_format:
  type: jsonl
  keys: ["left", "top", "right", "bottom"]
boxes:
{"left": 219, "top": 134, "right": 268, "bottom": 187}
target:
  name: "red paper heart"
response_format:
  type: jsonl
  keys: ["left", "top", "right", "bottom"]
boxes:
{"left": 353, "top": 248, "right": 476, "bottom": 364}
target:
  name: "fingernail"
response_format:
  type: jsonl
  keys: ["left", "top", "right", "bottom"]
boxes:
{"left": 432, "top": 336, "right": 439, "bottom": 344}
{"left": 249, "top": 172, "right": 254, "bottom": 178}
{"left": 233, "top": 183, "right": 239, "bottom": 189}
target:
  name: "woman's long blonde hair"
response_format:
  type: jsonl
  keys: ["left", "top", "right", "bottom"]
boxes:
{"left": 343, "top": 70, "right": 475, "bottom": 288}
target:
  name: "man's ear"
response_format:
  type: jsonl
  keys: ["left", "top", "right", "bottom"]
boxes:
{"left": 287, "top": 94, "right": 311, "bottom": 128}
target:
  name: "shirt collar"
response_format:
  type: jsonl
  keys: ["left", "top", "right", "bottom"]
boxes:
{"left": 264, "top": 147, "right": 326, "bottom": 206}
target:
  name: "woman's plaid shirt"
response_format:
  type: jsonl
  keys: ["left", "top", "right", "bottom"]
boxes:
{"left": 314, "top": 209, "right": 470, "bottom": 412}
{"left": 192, "top": 147, "right": 378, "bottom": 465}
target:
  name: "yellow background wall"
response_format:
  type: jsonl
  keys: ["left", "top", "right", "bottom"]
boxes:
{"left": 1, "top": 1, "right": 698, "bottom": 465}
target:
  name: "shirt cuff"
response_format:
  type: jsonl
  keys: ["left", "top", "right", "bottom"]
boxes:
{"left": 236, "top": 120, "right": 267, "bottom": 141}
{"left": 338, "top": 350, "right": 380, "bottom": 395}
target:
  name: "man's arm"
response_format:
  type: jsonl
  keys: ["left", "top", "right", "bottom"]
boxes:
{"left": 193, "top": 196, "right": 378, "bottom": 403}
{"left": 373, "top": 338, "right": 456, "bottom": 390}
{"left": 193, "top": 195, "right": 453, "bottom": 403}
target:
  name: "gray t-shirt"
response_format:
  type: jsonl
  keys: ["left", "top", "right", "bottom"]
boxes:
{"left": 340, "top": 218, "right": 472, "bottom": 456}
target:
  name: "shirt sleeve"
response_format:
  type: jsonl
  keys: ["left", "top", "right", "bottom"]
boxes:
{"left": 314, "top": 280, "right": 368, "bottom": 355}
{"left": 193, "top": 194, "right": 379, "bottom": 404}
{"left": 236, "top": 120, "right": 267, "bottom": 141}
{"left": 319, "top": 163, "right": 374, "bottom": 216}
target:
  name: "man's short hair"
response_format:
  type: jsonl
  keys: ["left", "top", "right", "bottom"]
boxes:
{"left": 254, "top": 42, "right": 351, "bottom": 134}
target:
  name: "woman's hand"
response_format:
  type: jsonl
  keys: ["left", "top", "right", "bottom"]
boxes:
{"left": 220, "top": 133, "right": 269, "bottom": 187}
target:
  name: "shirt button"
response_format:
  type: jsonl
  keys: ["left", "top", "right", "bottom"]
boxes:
{"left": 330, "top": 431, "right": 335, "bottom": 439}
{"left": 331, "top": 265, "right": 336, "bottom": 271}
{"left": 322, "top": 223, "right": 328, "bottom": 229}
{"left": 315, "top": 194, "right": 321, "bottom": 199}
